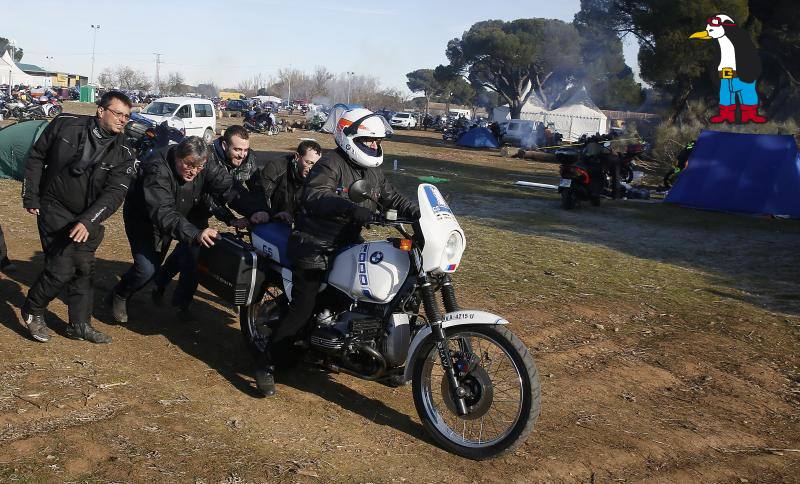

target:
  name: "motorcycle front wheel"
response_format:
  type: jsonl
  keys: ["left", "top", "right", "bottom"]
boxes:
{"left": 411, "top": 325, "right": 541, "bottom": 460}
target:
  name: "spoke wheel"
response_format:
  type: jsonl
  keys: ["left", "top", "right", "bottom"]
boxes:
{"left": 412, "top": 325, "right": 540, "bottom": 460}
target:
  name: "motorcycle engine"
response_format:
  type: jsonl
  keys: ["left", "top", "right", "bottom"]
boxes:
{"left": 309, "top": 311, "right": 382, "bottom": 356}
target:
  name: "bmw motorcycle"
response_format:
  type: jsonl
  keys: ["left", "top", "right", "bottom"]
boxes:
{"left": 219, "top": 182, "right": 541, "bottom": 460}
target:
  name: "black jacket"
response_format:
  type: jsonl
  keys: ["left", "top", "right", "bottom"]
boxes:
{"left": 260, "top": 154, "right": 304, "bottom": 217}
{"left": 22, "top": 114, "right": 135, "bottom": 237}
{"left": 292, "top": 147, "right": 418, "bottom": 269}
{"left": 196, "top": 138, "right": 265, "bottom": 225}
{"left": 124, "top": 145, "right": 256, "bottom": 247}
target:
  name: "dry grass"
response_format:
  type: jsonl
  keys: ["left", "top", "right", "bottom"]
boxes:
{"left": 0, "top": 103, "right": 798, "bottom": 481}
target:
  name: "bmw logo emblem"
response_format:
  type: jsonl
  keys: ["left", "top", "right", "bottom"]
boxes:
{"left": 370, "top": 251, "right": 384, "bottom": 264}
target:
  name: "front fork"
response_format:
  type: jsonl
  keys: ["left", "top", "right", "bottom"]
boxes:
{"left": 420, "top": 274, "right": 468, "bottom": 416}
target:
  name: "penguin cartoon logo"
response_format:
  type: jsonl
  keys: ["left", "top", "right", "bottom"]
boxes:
{"left": 690, "top": 14, "right": 766, "bottom": 124}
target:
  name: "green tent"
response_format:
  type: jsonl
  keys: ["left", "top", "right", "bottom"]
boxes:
{"left": 0, "top": 120, "right": 49, "bottom": 180}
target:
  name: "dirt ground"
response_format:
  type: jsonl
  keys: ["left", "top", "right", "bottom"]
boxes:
{"left": 1, "top": 103, "right": 799, "bottom": 482}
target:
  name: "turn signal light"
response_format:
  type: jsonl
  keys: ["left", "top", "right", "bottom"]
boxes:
{"left": 399, "top": 239, "right": 413, "bottom": 251}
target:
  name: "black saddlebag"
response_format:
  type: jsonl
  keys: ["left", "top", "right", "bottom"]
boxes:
{"left": 197, "top": 233, "right": 264, "bottom": 306}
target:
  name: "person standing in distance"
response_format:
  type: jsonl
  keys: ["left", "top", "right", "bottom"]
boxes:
{"left": 21, "top": 91, "right": 136, "bottom": 343}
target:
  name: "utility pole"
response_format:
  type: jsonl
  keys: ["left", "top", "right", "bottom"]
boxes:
{"left": 346, "top": 71, "right": 354, "bottom": 104}
{"left": 153, "top": 53, "right": 163, "bottom": 94}
{"left": 45, "top": 55, "right": 54, "bottom": 87}
{"left": 90, "top": 24, "right": 100, "bottom": 85}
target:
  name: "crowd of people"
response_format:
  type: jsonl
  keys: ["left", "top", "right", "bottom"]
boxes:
{"left": 8, "top": 91, "right": 418, "bottom": 397}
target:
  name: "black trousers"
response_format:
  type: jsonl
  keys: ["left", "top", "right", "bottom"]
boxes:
{"left": 0, "top": 224, "right": 7, "bottom": 261}
{"left": 152, "top": 241, "right": 201, "bottom": 307}
{"left": 25, "top": 215, "right": 102, "bottom": 325}
{"left": 262, "top": 268, "right": 325, "bottom": 366}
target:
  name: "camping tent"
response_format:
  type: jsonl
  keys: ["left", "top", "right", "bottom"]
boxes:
{"left": 456, "top": 127, "right": 500, "bottom": 149}
{"left": 0, "top": 120, "right": 49, "bottom": 181}
{"left": 665, "top": 130, "right": 800, "bottom": 218}
{"left": 546, "top": 87, "right": 608, "bottom": 142}
{"left": 0, "top": 50, "right": 42, "bottom": 86}
{"left": 491, "top": 87, "right": 608, "bottom": 142}
{"left": 320, "top": 103, "right": 364, "bottom": 133}
{"left": 491, "top": 93, "right": 547, "bottom": 123}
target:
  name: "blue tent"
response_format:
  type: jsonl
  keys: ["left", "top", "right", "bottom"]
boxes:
{"left": 455, "top": 127, "right": 500, "bottom": 149}
{"left": 666, "top": 130, "right": 800, "bottom": 218}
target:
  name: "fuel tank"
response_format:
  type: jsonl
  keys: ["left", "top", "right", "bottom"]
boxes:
{"left": 327, "top": 241, "right": 410, "bottom": 303}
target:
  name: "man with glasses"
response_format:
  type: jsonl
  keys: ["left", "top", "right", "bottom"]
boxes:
{"left": 20, "top": 91, "right": 136, "bottom": 344}
{"left": 260, "top": 140, "right": 322, "bottom": 225}
{"left": 107, "top": 136, "right": 267, "bottom": 323}
{"left": 150, "top": 125, "right": 269, "bottom": 315}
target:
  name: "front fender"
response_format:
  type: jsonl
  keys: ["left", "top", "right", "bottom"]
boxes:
{"left": 402, "top": 310, "right": 508, "bottom": 382}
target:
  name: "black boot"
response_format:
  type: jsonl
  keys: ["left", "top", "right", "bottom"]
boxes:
{"left": 69, "top": 321, "right": 112, "bottom": 344}
{"left": 105, "top": 290, "right": 128, "bottom": 324}
{"left": 254, "top": 366, "right": 276, "bottom": 397}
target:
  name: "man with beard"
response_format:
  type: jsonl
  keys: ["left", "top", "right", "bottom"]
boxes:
{"left": 21, "top": 91, "right": 136, "bottom": 343}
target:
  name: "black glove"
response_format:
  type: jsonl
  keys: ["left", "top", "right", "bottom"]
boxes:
{"left": 350, "top": 205, "right": 374, "bottom": 225}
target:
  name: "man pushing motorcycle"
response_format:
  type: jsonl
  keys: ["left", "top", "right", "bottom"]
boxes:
{"left": 254, "top": 108, "right": 419, "bottom": 396}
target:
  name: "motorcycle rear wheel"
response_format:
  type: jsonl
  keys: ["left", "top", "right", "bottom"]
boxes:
{"left": 560, "top": 188, "right": 577, "bottom": 209}
{"left": 411, "top": 325, "right": 541, "bottom": 460}
{"left": 240, "top": 289, "right": 284, "bottom": 356}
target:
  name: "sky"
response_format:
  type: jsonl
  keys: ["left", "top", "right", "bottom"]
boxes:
{"left": 1, "top": 0, "right": 641, "bottom": 94}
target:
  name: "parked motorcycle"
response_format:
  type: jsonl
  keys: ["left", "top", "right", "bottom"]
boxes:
{"left": 663, "top": 140, "right": 694, "bottom": 190}
{"left": 243, "top": 110, "right": 279, "bottom": 135}
{"left": 124, "top": 113, "right": 186, "bottom": 161}
{"left": 199, "top": 181, "right": 541, "bottom": 459}
{"left": 557, "top": 136, "right": 616, "bottom": 209}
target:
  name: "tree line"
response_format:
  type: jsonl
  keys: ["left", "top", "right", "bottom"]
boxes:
{"left": 410, "top": 1, "right": 799, "bottom": 122}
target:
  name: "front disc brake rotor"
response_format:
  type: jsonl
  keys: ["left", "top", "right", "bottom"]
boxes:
{"left": 440, "top": 363, "right": 494, "bottom": 420}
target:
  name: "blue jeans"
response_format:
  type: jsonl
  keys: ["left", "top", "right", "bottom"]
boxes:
{"left": 153, "top": 241, "right": 200, "bottom": 307}
{"left": 117, "top": 237, "right": 198, "bottom": 309}
{"left": 719, "top": 77, "right": 758, "bottom": 106}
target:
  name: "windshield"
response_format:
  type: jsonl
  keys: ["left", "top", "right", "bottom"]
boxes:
{"left": 144, "top": 102, "right": 179, "bottom": 116}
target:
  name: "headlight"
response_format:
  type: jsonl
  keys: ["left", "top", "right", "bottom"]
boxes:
{"left": 445, "top": 232, "right": 461, "bottom": 260}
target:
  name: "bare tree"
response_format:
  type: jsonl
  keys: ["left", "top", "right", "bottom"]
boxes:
{"left": 114, "top": 66, "right": 151, "bottom": 91}
{"left": 196, "top": 81, "right": 219, "bottom": 98}
{"left": 160, "top": 72, "right": 186, "bottom": 95}
{"left": 310, "top": 66, "right": 334, "bottom": 99}
{"left": 97, "top": 68, "right": 115, "bottom": 88}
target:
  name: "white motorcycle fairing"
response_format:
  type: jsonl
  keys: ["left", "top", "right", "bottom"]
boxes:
{"left": 401, "top": 310, "right": 509, "bottom": 382}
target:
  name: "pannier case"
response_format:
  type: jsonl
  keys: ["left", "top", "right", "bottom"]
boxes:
{"left": 197, "top": 233, "right": 264, "bottom": 306}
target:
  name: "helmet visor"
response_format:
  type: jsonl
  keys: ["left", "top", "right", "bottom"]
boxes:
{"left": 344, "top": 113, "right": 394, "bottom": 139}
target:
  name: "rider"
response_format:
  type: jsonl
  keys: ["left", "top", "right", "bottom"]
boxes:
{"left": 254, "top": 108, "right": 419, "bottom": 396}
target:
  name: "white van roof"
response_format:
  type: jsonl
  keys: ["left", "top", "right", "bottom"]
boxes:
{"left": 154, "top": 96, "right": 213, "bottom": 104}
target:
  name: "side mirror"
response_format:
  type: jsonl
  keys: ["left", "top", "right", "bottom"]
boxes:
{"left": 348, "top": 179, "right": 372, "bottom": 203}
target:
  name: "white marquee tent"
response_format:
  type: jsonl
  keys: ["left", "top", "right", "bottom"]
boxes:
{"left": 492, "top": 87, "right": 608, "bottom": 142}
{"left": 0, "top": 50, "right": 42, "bottom": 86}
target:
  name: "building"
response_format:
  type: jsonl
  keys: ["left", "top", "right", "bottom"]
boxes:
{"left": 0, "top": 50, "right": 87, "bottom": 88}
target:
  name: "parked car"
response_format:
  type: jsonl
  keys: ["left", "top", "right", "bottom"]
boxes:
{"left": 225, "top": 99, "right": 250, "bottom": 112}
{"left": 140, "top": 97, "right": 217, "bottom": 143}
{"left": 390, "top": 112, "right": 417, "bottom": 129}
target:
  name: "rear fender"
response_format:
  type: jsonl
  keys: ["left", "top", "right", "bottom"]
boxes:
{"left": 401, "top": 310, "right": 508, "bottom": 382}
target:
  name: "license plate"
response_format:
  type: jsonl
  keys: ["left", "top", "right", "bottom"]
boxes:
{"left": 559, "top": 178, "right": 572, "bottom": 188}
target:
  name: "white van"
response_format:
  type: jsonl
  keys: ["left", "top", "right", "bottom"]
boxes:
{"left": 140, "top": 97, "right": 217, "bottom": 143}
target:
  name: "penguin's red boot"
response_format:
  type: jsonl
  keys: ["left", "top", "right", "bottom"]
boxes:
{"left": 740, "top": 105, "right": 766, "bottom": 123}
{"left": 709, "top": 105, "right": 736, "bottom": 123}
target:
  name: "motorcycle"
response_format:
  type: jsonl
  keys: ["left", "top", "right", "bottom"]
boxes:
{"left": 556, "top": 136, "right": 616, "bottom": 209}
{"left": 243, "top": 111, "right": 279, "bottom": 135}
{"left": 663, "top": 141, "right": 694, "bottom": 190}
{"left": 7, "top": 100, "right": 44, "bottom": 121}
{"left": 124, "top": 113, "right": 186, "bottom": 161}
{"left": 37, "top": 97, "right": 63, "bottom": 117}
{"left": 202, "top": 181, "right": 541, "bottom": 459}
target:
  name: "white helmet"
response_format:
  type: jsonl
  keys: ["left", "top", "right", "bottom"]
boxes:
{"left": 334, "top": 108, "right": 393, "bottom": 168}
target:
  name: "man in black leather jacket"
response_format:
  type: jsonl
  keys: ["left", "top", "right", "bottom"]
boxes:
{"left": 151, "top": 125, "right": 268, "bottom": 306}
{"left": 108, "top": 136, "right": 268, "bottom": 323}
{"left": 21, "top": 91, "right": 136, "bottom": 344}
{"left": 254, "top": 108, "right": 418, "bottom": 397}
{"left": 260, "top": 139, "right": 322, "bottom": 224}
